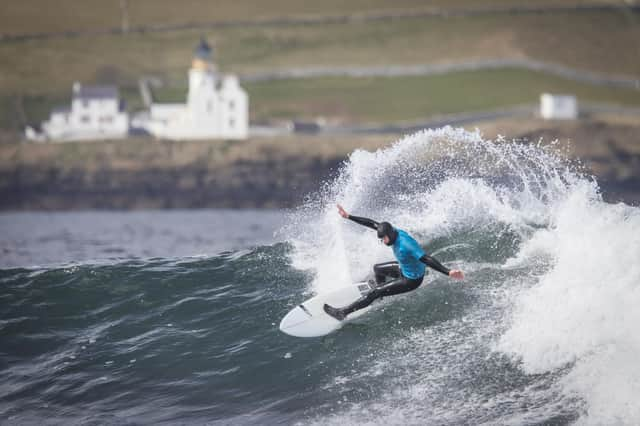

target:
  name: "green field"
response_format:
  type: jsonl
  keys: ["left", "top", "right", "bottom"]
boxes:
{"left": 1, "top": 3, "right": 639, "bottom": 135}
{"left": 2, "top": 0, "right": 629, "bottom": 36}
{"left": 233, "top": 69, "right": 640, "bottom": 123}
{"left": 1, "top": 8, "right": 639, "bottom": 98}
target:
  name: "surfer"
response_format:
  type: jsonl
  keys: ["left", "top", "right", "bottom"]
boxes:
{"left": 323, "top": 204, "right": 464, "bottom": 321}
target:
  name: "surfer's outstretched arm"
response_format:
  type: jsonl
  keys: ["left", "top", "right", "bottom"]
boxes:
{"left": 337, "top": 204, "right": 378, "bottom": 230}
{"left": 347, "top": 215, "right": 379, "bottom": 230}
{"left": 420, "top": 255, "right": 465, "bottom": 280}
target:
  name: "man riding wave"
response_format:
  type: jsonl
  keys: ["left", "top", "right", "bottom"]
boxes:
{"left": 323, "top": 204, "right": 464, "bottom": 321}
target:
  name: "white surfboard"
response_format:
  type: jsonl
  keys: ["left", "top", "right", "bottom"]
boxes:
{"left": 279, "top": 280, "right": 376, "bottom": 337}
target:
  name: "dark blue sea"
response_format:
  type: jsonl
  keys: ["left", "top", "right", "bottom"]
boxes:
{"left": 2, "top": 128, "right": 639, "bottom": 425}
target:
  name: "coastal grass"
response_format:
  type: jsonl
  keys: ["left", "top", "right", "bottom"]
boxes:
{"left": 245, "top": 68, "right": 640, "bottom": 124}
{"left": 0, "top": 134, "right": 394, "bottom": 172}
{"left": 1, "top": 9, "right": 639, "bottom": 98}
{"left": 1, "top": 0, "right": 628, "bottom": 36}
{"left": 0, "top": 0, "right": 121, "bottom": 36}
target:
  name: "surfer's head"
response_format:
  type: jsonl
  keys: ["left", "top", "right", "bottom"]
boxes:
{"left": 377, "top": 222, "right": 397, "bottom": 246}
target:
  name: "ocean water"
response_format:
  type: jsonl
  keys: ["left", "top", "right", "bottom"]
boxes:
{"left": 2, "top": 127, "right": 639, "bottom": 425}
{"left": 0, "top": 209, "right": 285, "bottom": 269}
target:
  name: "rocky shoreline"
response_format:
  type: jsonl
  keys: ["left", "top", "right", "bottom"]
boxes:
{"left": 0, "top": 157, "right": 343, "bottom": 210}
{"left": 1, "top": 119, "right": 638, "bottom": 210}
{"left": 0, "top": 135, "right": 388, "bottom": 210}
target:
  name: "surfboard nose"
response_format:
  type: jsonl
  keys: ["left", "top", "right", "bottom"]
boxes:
{"left": 279, "top": 281, "right": 371, "bottom": 337}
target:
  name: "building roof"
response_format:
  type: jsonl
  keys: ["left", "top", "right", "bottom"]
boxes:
{"left": 73, "top": 85, "right": 119, "bottom": 100}
{"left": 194, "top": 37, "right": 213, "bottom": 61}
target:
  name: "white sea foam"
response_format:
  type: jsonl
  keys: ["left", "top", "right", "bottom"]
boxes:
{"left": 287, "top": 127, "right": 640, "bottom": 424}
{"left": 286, "top": 126, "right": 573, "bottom": 293}
{"left": 498, "top": 182, "right": 640, "bottom": 425}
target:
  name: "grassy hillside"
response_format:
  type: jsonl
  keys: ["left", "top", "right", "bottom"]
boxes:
{"left": 0, "top": 1, "right": 122, "bottom": 36}
{"left": 1, "top": 9, "right": 639, "bottom": 98}
{"left": 1, "top": 0, "right": 632, "bottom": 36}
{"left": 1, "top": 3, "right": 638, "bottom": 135}
{"left": 245, "top": 69, "right": 640, "bottom": 123}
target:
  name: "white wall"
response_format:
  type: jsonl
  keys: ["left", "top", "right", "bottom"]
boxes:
{"left": 540, "top": 93, "right": 578, "bottom": 120}
{"left": 219, "top": 76, "right": 248, "bottom": 139}
{"left": 146, "top": 70, "right": 249, "bottom": 140}
{"left": 43, "top": 97, "right": 129, "bottom": 141}
{"left": 151, "top": 104, "right": 186, "bottom": 121}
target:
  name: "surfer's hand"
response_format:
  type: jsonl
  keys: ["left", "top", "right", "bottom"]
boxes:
{"left": 449, "top": 270, "right": 464, "bottom": 280}
{"left": 337, "top": 204, "right": 349, "bottom": 218}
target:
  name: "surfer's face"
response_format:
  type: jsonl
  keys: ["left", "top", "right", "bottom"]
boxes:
{"left": 382, "top": 235, "right": 391, "bottom": 246}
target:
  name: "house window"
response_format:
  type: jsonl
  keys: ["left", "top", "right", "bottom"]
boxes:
{"left": 80, "top": 115, "right": 90, "bottom": 123}
{"left": 100, "top": 116, "right": 113, "bottom": 124}
{"left": 229, "top": 101, "right": 235, "bottom": 110}
{"left": 82, "top": 99, "right": 89, "bottom": 109}
{"left": 207, "top": 101, "right": 212, "bottom": 113}
{"left": 229, "top": 119, "right": 235, "bottom": 128}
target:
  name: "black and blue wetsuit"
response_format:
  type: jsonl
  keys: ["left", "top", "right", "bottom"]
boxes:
{"left": 324, "top": 214, "right": 452, "bottom": 321}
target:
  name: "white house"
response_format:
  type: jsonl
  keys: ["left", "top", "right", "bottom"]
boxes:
{"left": 28, "top": 83, "right": 129, "bottom": 142}
{"left": 540, "top": 93, "right": 578, "bottom": 120}
{"left": 139, "top": 38, "right": 248, "bottom": 140}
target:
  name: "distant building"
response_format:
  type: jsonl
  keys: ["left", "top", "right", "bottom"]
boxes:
{"left": 540, "top": 93, "right": 578, "bottom": 120}
{"left": 137, "top": 38, "right": 248, "bottom": 140}
{"left": 26, "top": 83, "right": 129, "bottom": 142}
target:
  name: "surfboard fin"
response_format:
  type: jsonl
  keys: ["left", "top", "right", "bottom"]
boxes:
{"left": 323, "top": 304, "right": 346, "bottom": 321}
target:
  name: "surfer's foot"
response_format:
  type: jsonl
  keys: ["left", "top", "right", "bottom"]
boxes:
{"left": 323, "top": 304, "right": 346, "bottom": 321}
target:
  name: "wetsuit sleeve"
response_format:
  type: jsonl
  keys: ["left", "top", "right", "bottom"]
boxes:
{"left": 346, "top": 215, "right": 379, "bottom": 231}
{"left": 420, "top": 254, "right": 451, "bottom": 276}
